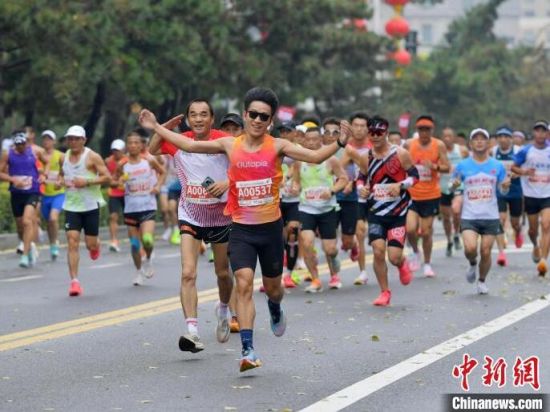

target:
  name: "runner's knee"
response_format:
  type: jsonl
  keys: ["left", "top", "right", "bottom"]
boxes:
{"left": 142, "top": 233, "right": 154, "bottom": 248}
{"left": 129, "top": 236, "right": 141, "bottom": 253}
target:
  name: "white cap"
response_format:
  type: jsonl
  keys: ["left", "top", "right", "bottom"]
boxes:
{"left": 64, "top": 125, "right": 86, "bottom": 138}
{"left": 110, "top": 139, "right": 126, "bottom": 151}
{"left": 296, "top": 125, "right": 308, "bottom": 134}
{"left": 41, "top": 130, "right": 56, "bottom": 140}
{"left": 469, "top": 128, "right": 490, "bottom": 140}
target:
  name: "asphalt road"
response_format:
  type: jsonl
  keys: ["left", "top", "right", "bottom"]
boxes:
{"left": 0, "top": 223, "right": 548, "bottom": 412}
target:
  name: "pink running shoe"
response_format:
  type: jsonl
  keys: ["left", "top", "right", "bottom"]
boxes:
{"left": 515, "top": 232, "right": 524, "bottom": 249}
{"left": 398, "top": 259, "right": 413, "bottom": 285}
{"left": 89, "top": 246, "right": 100, "bottom": 261}
{"left": 496, "top": 251, "right": 507, "bottom": 267}
{"left": 373, "top": 290, "right": 391, "bottom": 306}
{"left": 328, "top": 274, "right": 342, "bottom": 289}
{"left": 283, "top": 274, "right": 296, "bottom": 289}
{"left": 350, "top": 245, "right": 359, "bottom": 262}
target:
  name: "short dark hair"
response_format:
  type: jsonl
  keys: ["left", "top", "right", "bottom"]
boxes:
{"left": 349, "top": 111, "right": 369, "bottom": 123}
{"left": 185, "top": 99, "right": 214, "bottom": 117}
{"left": 457, "top": 132, "right": 466, "bottom": 139}
{"left": 416, "top": 114, "right": 435, "bottom": 124}
{"left": 367, "top": 115, "right": 389, "bottom": 129}
{"left": 388, "top": 130, "right": 402, "bottom": 138}
{"left": 244, "top": 87, "right": 279, "bottom": 116}
{"left": 322, "top": 117, "right": 340, "bottom": 128}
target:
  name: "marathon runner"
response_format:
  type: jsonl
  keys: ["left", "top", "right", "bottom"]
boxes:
{"left": 40, "top": 130, "right": 65, "bottom": 260}
{"left": 451, "top": 128, "right": 510, "bottom": 294}
{"left": 56, "top": 125, "right": 111, "bottom": 296}
{"left": 322, "top": 117, "right": 340, "bottom": 146}
{"left": 139, "top": 87, "right": 352, "bottom": 372}
{"left": 404, "top": 115, "right": 450, "bottom": 277}
{"left": 159, "top": 154, "right": 179, "bottom": 241}
{"left": 491, "top": 125, "right": 523, "bottom": 267}
{"left": 348, "top": 116, "right": 416, "bottom": 306}
{"left": 115, "top": 133, "right": 165, "bottom": 285}
{"left": 511, "top": 120, "right": 550, "bottom": 276}
{"left": 105, "top": 139, "right": 127, "bottom": 252}
{"left": 439, "top": 127, "right": 468, "bottom": 257}
{"left": 294, "top": 127, "right": 348, "bottom": 292}
{"left": 149, "top": 100, "right": 234, "bottom": 353}
{"left": 0, "top": 131, "right": 48, "bottom": 267}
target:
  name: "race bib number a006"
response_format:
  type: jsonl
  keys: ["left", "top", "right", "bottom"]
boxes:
{"left": 185, "top": 182, "right": 219, "bottom": 204}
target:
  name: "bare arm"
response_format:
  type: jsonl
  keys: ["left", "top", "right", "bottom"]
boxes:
{"left": 140, "top": 109, "right": 227, "bottom": 154}
{"left": 149, "top": 157, "right": 166, "bottom": 193}
{"left": 437, "top": 141, "right": 450, "bottom": 173}
{"left": 89, "top": 152, "right": 112, "bottom": 186}
{"left": 0, "top": 152, "right": 11, "bottom": 183}
{"left": 397, "top": 147, "right": 414, "bottom": 170}
{"left": 328, "top": 156, "right": 349, "bottom": 193}
{"left": 149, "top": 114, "right": 185, "bottom": 155}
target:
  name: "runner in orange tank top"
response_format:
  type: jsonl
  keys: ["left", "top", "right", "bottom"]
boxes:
{"left": 403, "top": 115, "right": 450, "bottom": 278}
{"left": 139, "top": 87, "right": 353, "bottom": 373}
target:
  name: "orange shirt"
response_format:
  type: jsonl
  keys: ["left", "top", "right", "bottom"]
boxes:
{"left": 106, "top": 155, "right": 127, "bottom": 197}
{"left": 225, "top": 135, "right": 282, "bottom": 224}
{"left": 408, "top": 138, "right": 441, "bottom": 201}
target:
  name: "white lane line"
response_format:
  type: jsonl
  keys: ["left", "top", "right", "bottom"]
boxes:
{"left": 299, "top": 294, "right": 550, "bottom": 412}
{"left": 0, "top": 275, "right": 43, "bottom": 283}
{"left": 89, "top": 263, "right": 124, "bottom": 269}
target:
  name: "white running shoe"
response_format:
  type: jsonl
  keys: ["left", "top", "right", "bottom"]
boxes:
{"left": 296, "top": 257, "right": 306, "bottom": 270}
{"left": 423, "top": 263, "right": 435, "bottom": 278}
{"left": 16, "top": 241, "right": 24, "bottom": 255}
{"left": 133, "top": 270, "right": 146, "bottom": 286}
{"left": 161, "top": 227, "right": 171, "bottom": 241}
{"left": 408, "top": 253, "right": 420, "bottom": 272}
{"left": 29, "top": 242, "right": 39, "bottom": 265}
{"left": 142, "top": 258, "right": 154, "bottom": 279}
{"left": 354, "top": 270, "right": 368, "bottom": 285}
{"left": 215, "top": 302, "right": 230, "bottom": 343}
{"left": 466, "top": 264, "right": 476, "bottom": 284}
{"left": 477, "top": 281, "right": 489, "bottom": 295}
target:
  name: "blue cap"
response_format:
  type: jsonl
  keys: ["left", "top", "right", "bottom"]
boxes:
{"left": 495, "top": 126, "right": 513, "bottom": 137}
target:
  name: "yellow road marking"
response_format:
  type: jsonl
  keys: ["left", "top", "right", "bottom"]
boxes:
{"left": 0, "top": 241, "right": 446, "bottom": 352}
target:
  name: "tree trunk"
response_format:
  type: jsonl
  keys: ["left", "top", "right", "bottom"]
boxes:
{"left": 84, "top": 80, "right": 106, "bottom": 143}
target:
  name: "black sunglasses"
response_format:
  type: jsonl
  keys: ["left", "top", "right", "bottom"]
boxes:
{"left": 247, "top": 110, "right": 271, "bottom": 122}
{"left": 368, "top": 128, "right": 387, "bottom": 136}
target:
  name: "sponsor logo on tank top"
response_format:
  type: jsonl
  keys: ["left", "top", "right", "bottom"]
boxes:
{"left": 236, "top": 160, "right": 268, "bottom": 168}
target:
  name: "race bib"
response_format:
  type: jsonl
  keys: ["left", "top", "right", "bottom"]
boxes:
{"left": 416, "top": 165, "right": 432, "bottom": 182}
{"left": 304, "top": 186, "right": 329, "bottom": 201}
{"left": 185, "top": 181, "right": 219, "bottom": 204}
{"left": 13, "top": 175, "right": 32, "bottom": 190}
{"left": 466, "top": 185, "right": 493, "bottom": 203}
{"left": 45, "top": 171, "right": 59, "bottom": 184}
{"left": 528, "top": 170, "right": 550, "bottom": 185}
{"left": 127, "top": 179, "right": 152, "bottom": 196}
{"left": 373, "top": 184, "right": 399, "bottom": 202}
{"left": 236, "top": 178, "right": 273, "bottom": 207}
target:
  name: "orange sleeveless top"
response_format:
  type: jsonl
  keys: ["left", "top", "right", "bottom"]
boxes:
{"left": 224, "top": 135, "right": 282, "bottom": 224}
{"left": 408, "top": 138, "right": 441, "bottom": 200}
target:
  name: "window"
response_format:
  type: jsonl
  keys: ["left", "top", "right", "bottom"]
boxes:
{"left": 523, "top": 30, "right": 536, "bottom": 45}
{"left": 421, "top": 24, "right": 433, "bottom": 45}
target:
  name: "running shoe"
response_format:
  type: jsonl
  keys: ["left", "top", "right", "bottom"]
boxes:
{"left": 423, "top": 264, "right": 435, "bottom": 278}
{"left": 515, "top": 232, "right": 524, "bottom": 249}
{"left": 239, "top": 349, "right": 262, "bottom": 372}
{"left": 215, "top": 302, "right": 230, "bottom": 343}
{"left": 142, "top": 258, "right": 154, "bottom": 279}
{"left": 466, "top": 264, "right": 476, "bottom": 284}
{"left": 373, "top": 290, "right": 391, "bottom": 306}
{"left": 133, "top": 270, "right": 145, "bottom": 286}
{"left": 328, "top": 274, "right": 342, "bottom": 289}
{"left": 19, "top": 254, "right": 30, "bottom": 268}
{"left": 290, "top": 271, "right": 302, "bottom": 286}
{"left": 296, "top": 257, "right": 307, "bottom": 270}
{"left": 476, "top": 281, "right": 489, "bottom": 295}
{"left": 496, "top": 251, "right": 507, "bottom": 267}
{"left": 69, "top": 280, "right": 82, "bottom": 297}
{"left": 537, "top": 259, "right": 547, "bottom": 277}
{"left": 446, "top": 242, "right": 453, "bottom": 257}
{"left": 283, "top": 274, "right": 296, "bottom": 289}
{"left": 38, "top": 227, "right": 46, "bottom": 243}
{"left": 208, "top": 250, "right": 214, "bottom": 263}
{"left": 50, "top": 243, "right": 59, "bottom": 261}
{"left": 170, "top": 229, "right": 181, "bottom": 245}
{"left": 270, "top": 307, "right": 286, "bottom": 337}
{"left": 532, "top": 247, "right": 541, "bottom": 264}
{"left": 454, "top": 235, "right": 462, "bottom": 250}
{"left": 304, "top": 278, "right": 323, "bottom": 293}
{"left": 408, "top": 253, "right": 420, "bottom": 272}
{"left": 178, "top": 334, "right": 205, "bottom": 353}
{"left": 109, "top": 241, "right": 120, "bottom": 253}
{"left": 354, "top": 271, "right": 368, "bottom": 285}
{"left": 229, "top": 316, "right": 240, "bottom": 333}
{"left": 350, "top": 244, "right": 359, "bottom": 262}
{"left": 398, "top": 260, "right": 413, "bottom": 285}
{"left": 161, "top": 227, "right": 171, "bottom": 241}
{"left": 16, "top": 241, "right": 24, "bottom": 255}
{"left": 89, "top": 246, "right": 100, "bottom": 261}
{"left": 259, "top": 284, "right": 266, "bottom": 293}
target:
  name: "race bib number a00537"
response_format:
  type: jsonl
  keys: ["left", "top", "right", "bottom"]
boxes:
{"left": 236, "top": 178, "right": 273, "bottom": 207}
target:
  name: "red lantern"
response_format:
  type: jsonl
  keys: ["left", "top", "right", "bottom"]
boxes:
{"left": 385, "top": 16, "right": 410, "bottom": 38}
{"left": 384, "top": 0, "right": 409, "bottom": 5}
{"left": 353, "top": 18, "right": 367, "bottom": 31}
{"left": 393, "top": 49, "right": 412, "bottom": 66}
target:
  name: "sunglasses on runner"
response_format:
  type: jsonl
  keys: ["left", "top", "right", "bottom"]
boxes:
{"left": 247, "top": 110, "right": 271, "bottom": 122}
{"left": 368, "top": 127, "right": 387, "bottom": 136}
